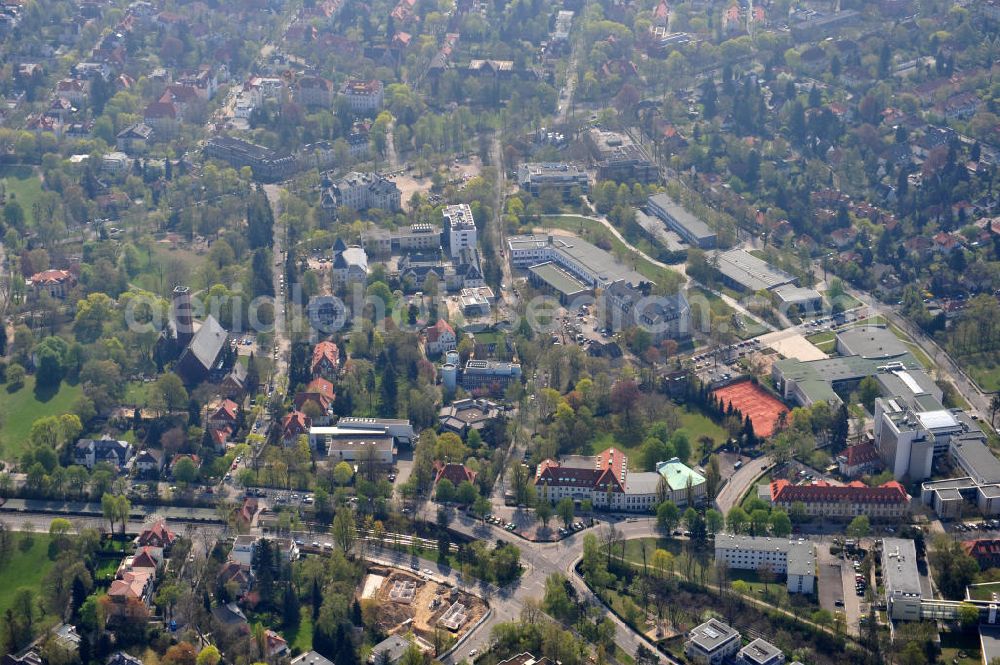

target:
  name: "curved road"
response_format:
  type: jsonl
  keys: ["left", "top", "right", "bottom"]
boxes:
{"left": 418, "top": 505, "right": 679, "bottom": 665}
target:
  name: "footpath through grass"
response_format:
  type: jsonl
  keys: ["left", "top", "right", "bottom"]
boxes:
{"left": 0, "top": 534, "right": 54, "bottom": 618}
{"left": 0, "top": 376, "right": 82, "bottom": 461}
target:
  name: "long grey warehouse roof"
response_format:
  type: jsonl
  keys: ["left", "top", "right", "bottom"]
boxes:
{"left": 709, "top": 249, "right": 797, "bottom": 291}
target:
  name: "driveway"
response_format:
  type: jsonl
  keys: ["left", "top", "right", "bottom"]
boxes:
{"left": 816, "top": 543, "right": 860, "bottom": 636}
{"left": 393, "top": 449, "right": 414, "bottom": 499}
{"left": 715, "top": 455, "right": 774, "bottom": 514}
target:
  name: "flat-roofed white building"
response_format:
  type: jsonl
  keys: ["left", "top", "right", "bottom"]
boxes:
{"left": 685, "top": 619, "right": 741, "bottom": 665}
{"left": 714, "top": 534, "right": 816, "bottom": 594}
{"left": 882, "top": 537, "right": 923, "bottom": 621}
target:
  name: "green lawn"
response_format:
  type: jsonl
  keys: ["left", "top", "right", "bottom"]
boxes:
{"left": 0, "top": 534, "right": 54, "bottom": 618}
{"left": 967, "top": 582, "right": 1000, "bottom": 601}
{"left": 589, "top": 408, "right": 728, "bottom": 464}
{"left": 807, "top": 330, "right": 837, "bottom": 352}
{"left": 0, "top": 165, "right": 45, "bottom": 226}
{"left": 539, "top": 216, "right": 685, "bottom": 290}
{"left": 0, "top": 376, "right": 83, "bottom": 461}
{"left": 824, "top": 291, "right": 861, "bottom": 310}
{"left": 678, "top": 410, "right": 729, "bottom": 454}
{"left": 965, "top": 359, "right": 1000, "bottom": 393}
{"left": 939, "top": 631, "right": 981, "bottom": 665}
{"left": 124, "top": 380, "right": 152, "bottom": 407}
{"left": 623, "top": 537, "right": 685, "bottom": 561}
{"left": 284, "top": 606, "right": 314, "bottom": 652}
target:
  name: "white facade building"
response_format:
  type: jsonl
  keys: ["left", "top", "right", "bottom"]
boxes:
{"left": 444, "top": 204, "right": 477, "bottom": 259}
{"left": 714, "top": 534, "right": 816, "bottom": 594}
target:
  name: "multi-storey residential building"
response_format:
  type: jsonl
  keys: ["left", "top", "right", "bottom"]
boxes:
{"left": 764, "top": 479, "right": 910, "bottom": 520}
{"left": 424, "top": 319, "right": 457, "bottom": 355}
{"left": 962, "top": 539, "right": 1000, "bottom": 570}
{"left": 603, "top": 280, "right": 691, "bottom": 342}
{"left": 296, "top": 76, "right": 334, "bottom": 108}
{"left": 28, "top": 269, "right": 76, "bottom": 299}
{"left": 203, "top": 135, "right": 298, "bottom": 181}
{"left": 444, "top": 204, "right": 477, "bottom": 258}
{"left": 323, "top": 171, "right": 401, "bottom": 213}
{"left": 341, "top": 79, "right": 384, "bottom": 113}
{"left": 331, "top": 239, "right": 369, "bottom": 289}
{"left": 517, "top": 162, "right": 590, "bottom": 197}
{"left": 73, "top": 438, "right": 134, "bottom": 470}
{"left": 311, "top": 341, "right": 340, "bottom": 379}
{"left": 714, "top": 534, "right": 816, "bottom": 593}
{"left": 736, "top": 639, "right": 785, "bottom": 665}
{"left": 684, "top": 620, "right": 741, "bottom": 665}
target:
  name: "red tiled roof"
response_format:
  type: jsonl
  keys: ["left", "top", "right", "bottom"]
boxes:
{"left": 770, "top": 478, "right": 908, "bottom": 504}
{"left": 434, "top": 462, "right": 477, "bottom": 486}
{"left": 30, "top": 269, "right": 74, "bottom": 285}
{"left": 963, "top": 539, "right": 1000, "bottom": 560}
{"left": 305, "top": 377, "right": 335, "bottom": 400}
{"left": 212, "top": 399, "right": 240, "bottom": 421}
{"left": 144, "top": 101, "right": 177, "bottom": 119}
{"left": 311, "top": 341, "right": 340, "bottom": 372}
{"left": 138, "top": 520, "right": 176, "bottom": 547}
{"left": 281, "top": 410, "right": 311, "bottom": 437}
{"left": 426, "top": 319, "right": 455, "bottom": 343}
{"left": 843, "top": 442, "right": 879, "bottom": 466}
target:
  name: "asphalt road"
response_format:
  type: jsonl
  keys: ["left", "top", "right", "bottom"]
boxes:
{"left": 714, "top": 455, "right": 774, "bottom": 515}
{"left": 426, "top": 506, "right": 678, "bottom": 665}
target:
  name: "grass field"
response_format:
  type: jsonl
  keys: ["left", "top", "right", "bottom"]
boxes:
{"left": 939, "top": 631, "right": 981, "bottom": 665}
{"left": 588, "top": 407, "right": 729, "bottom": 464}
{"left": 967, "top": 582, "right": 1000, "bottom": 601}
{"left": 0, "top": 165, "right": 45, "bottom": 226}
{"left": 0, "top": 534, "right": 54, "bottom": 618}
{"left": 284, "top": 607, "right": 314, "bottom": 652}
{"left": 0, "top": 376, "right": 82, "bottom": 461}
{"left": 539, "top": 216, "right": 685, "bottom": 290}
{"left": 807, "top": 330, "right": 837, "bottom": 352}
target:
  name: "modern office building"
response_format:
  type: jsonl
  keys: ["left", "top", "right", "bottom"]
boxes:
{"left": 684, "top": 619, "right": 741, "bottom": 665}
{"left": 365, "top": 224, "right": 441, "bottom": 256}
{"left": 714, "top": 534, "right": 815, "bottom": 594}
{"left": 585, "top": 128, "right": 659, "bottom": 184}
{"left": 882, "top": 538, "right": 923, "bottom": 621}
{"left": 517, "top": 163, "right": 589, "bottom": 196}
{"left": 646, "top": 193, "right": 716, "bottom": 249}
{"left": 460, "top": 359, "right": 522, "bottom": 391}
{"left": 444, "top": 203, "right": 477, "bottom": 258}
{"left": 507, "top": 234, "right": 648, "bottom": 290}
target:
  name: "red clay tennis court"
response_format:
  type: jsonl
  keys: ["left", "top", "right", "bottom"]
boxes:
{"left": 711, "top": 380, "right": 789, "bottom": 438}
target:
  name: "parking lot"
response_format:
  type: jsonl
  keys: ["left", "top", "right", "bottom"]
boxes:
{"left": 816, "top": 543, "right": 861, "bottom": 635}
{"left": 691, "top": 339, "right": 763, "bottom": 383}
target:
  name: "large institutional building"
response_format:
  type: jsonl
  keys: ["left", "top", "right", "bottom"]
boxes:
{"left": 714, "top": 534, "right": 816, "bottom": 594}
{"left": 763, "top": 478, "right": 910, "bottom": 520}
{"left": 534, "top": 449, "right": 705, "bottom": 512}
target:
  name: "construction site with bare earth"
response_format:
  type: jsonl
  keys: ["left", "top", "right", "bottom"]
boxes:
{"left": 359, "top": 567, "right": 488, "bottom": 652}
